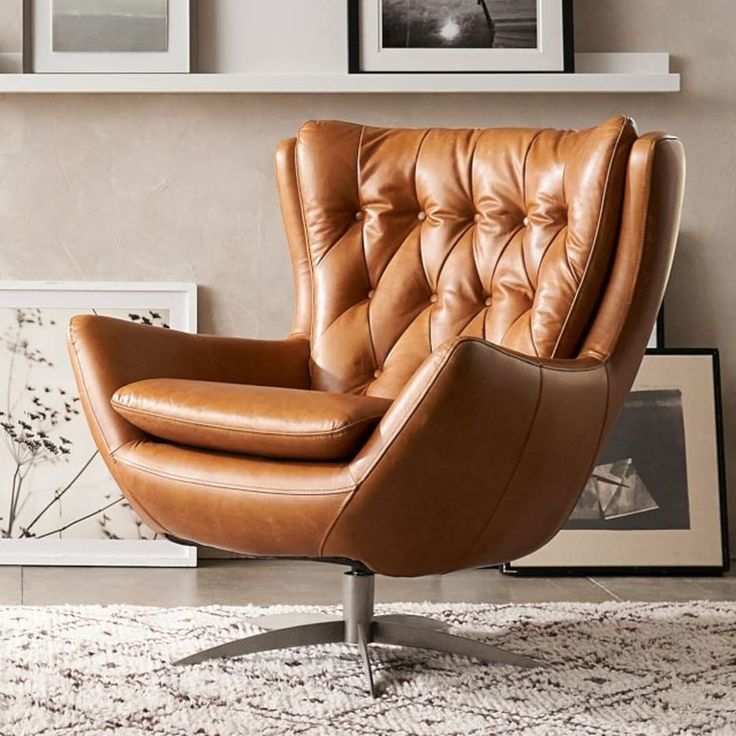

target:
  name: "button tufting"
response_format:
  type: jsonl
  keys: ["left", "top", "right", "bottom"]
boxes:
{"left": 297, "top": 120, "right": 635, "bottom": 403}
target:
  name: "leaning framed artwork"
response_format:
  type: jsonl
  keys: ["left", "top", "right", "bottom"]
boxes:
{"left": 23, "top": 0, "right": 197, "bottom": 73}
{"left": 505, "top": 350, "right": 729, "bottom": 575}
{"left": 349, "top": 0, "right": 574, "bottom": 73}
{"left": 0, "top": 282, "right": 197, "bottom": 566}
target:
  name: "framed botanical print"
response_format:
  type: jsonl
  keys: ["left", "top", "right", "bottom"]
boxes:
{"left": 23, "top": 0, "right": 197, "bottom": 73}
{"left": 504, "top": 350, "right": 729, "bottom": 575}
{"left": 349, "top": 0, "right": 574, "bottom": 73}
{"left": 0, "top": 282, "right": 197, "bottom": 566}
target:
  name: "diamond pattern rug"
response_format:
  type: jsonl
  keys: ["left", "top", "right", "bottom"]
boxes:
{"left": 1, "top": 601, "right": 735, "bottom": 735}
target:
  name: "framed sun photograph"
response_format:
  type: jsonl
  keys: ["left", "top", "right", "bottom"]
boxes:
{"left": 504, "top": 350, "right": 729, "bottom": 576}
{"left": 0, "top": 282, "right": 197, "bottom": 567}
{"left": 349, "top": 0, "right": 574, "bottom": 73}
{"left": 23, "top": 0, "right": 197, "bottom": 73}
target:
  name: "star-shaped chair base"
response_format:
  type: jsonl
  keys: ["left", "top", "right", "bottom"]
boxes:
{"left": 174, "top": 569, "right": 542, "bottom": 698}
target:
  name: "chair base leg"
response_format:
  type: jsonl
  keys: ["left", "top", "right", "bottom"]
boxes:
{"left": 173, "top": 620, "right": 344, "bottom": 666}
{"left": 372, "top": 621, "right": 540, "bottom": 668}
{"left": 246, "top": 612, "right": 340, "bottom": 630}
{"left": 173, "top": 569, "right": 543, "bottom": 695}
{"left": 248, "top": 612, "right": 448, "bottom": 632}
{"left": 357, "top": 624, "right": 376, "bottom": 698}
{"left": 374, "top": 613, "right": 450, "bottom": 632}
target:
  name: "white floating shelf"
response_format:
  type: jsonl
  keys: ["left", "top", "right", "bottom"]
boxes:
{"left": 0, "top": 54, "right": 679, "bottom": 94}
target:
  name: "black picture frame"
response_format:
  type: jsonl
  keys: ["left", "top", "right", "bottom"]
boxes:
{"left": 348, "top": 0, "right": 575, "bottom": 74}
{"left": 646, "top": 308, "right": 666, "bottom": 349}
{"left": 502, "top": 348, "right": 730, "bottom": 577}
{"left": 656, "top": 307, "right": 666, "bottom": 347}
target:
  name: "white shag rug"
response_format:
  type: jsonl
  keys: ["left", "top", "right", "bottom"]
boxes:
{"left": 1, "top": 601, "right": 735, "bottom": 736}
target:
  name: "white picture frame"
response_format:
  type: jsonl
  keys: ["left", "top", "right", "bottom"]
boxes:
{"left": 350, "top": 0, "right": 574, "bottom": 73}
{"left": 0, "top": 282, "right": 197, "bottom": 567}
{"left": 24, "top": 0, "right": 196, "bottom": 73}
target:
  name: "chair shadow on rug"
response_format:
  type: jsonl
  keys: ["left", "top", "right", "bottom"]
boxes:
{"left": 68, "top": 118, "right": 685, "bottom": 697}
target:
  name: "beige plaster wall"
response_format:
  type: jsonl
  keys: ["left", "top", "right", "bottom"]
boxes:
{"left": 0, "top": 0, "right": 20, "bottom": 52}
{"left": 1, "top": 0, "right": 735, "bottom": 554}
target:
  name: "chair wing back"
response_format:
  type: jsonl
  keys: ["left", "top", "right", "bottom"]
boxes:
{"left": 278, "top": 117, "right": 638, "bottom": 399}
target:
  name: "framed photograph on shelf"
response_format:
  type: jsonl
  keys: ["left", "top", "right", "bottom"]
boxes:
{"left": 504, "top": 350, "right": 729, "bottom": 575}
{"left": 349, "top": 0, "right": 574, "bottom": 74}
{"left": 23, "top": 0, "right": 197, "bottom": 73}
{"left": 0, "top": 282, "right": 197, "bottom": 567}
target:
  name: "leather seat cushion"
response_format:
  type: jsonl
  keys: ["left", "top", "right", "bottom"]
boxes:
{"left": 111, "top": 379, "right": 392, "bottom": 461}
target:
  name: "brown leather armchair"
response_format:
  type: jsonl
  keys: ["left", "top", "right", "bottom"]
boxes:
{"left": 68, "top": 117, "right": 685, "bottom": 696}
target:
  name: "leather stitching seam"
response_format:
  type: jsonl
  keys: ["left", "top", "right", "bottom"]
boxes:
{"left": 66, "top": 323, "right": 172, "bottom": 534}
{"left": 429, "top": 222, "right": 476, "bottom": 349}
{"left": 618, "top": 138, "right": 657, "bottom": 325}
{"left": 67, "top": 323, "right": 119, "bottom": 454}
{"left": 110, "top": 401, "right": 387, "bottom": 440}
{"left": 456, "top": 362, "right": 545, "bottom": 569}
{"left": 113, "top": 453, "right": 355, "bottom": 496}
{"left": 293, "top": 130, "right": 317, "bottom": 382}
{"left": 499, "top": 308, "right": 531, "bottom": 351}
{"left": 319, "top": 338, "right": 462, "bottom": 555}
{"left": 584, "top": 135, "right": 660, "bottom": 357}
{"left": 517, "top": 129, "right": 547, "bottom": 356}
{"left": 487, "top": 224, "right": 524, "bottom": 299}
{"left": 358, "top": 131, "right": 382, "bottom": 377}
{"left": 354, "top": 339, "right": 603, "bottom": 484}
{"left": 414, "top": 129, "right": 433, "bottom": 288}
{"left": 525, "top": 223, "right": 569, "bottom": 354}
{"left": 319, "top": 337, "right": 603, "bottom": 556}
{"left": 553, "top": 117, "right": 631, "bottom": 356}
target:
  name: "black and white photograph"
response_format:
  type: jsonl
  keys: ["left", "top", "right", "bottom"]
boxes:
{"left": 52, "top": 0, "right": 169, "bottom": 53}
{"left": 381, "top": 0, "right": 538, "bottom": 50}
{"left": 565, "top": 388, "right": 690, "bottom": 531}
{"left": 23, "top": 0, "right": 196, "bottom": 73}
{"left": 505, "top": 351, "right": 729, "bottom": 575}
{"left": 349, "top": 0, "right": 573, "bottom": 73}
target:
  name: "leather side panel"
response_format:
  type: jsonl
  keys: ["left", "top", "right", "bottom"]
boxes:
{"left": 581, "top": 136, "right": 686, "bottom": 430}
{"left": 113, "top": 441, "right": 352, "bottom": 557}
{"left": 322, "top": 338, "right": 608, "bottom": 576}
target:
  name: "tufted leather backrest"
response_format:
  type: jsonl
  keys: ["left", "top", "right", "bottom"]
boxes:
{"left": 289, "top": 117, "right": 638, "bottom": 399}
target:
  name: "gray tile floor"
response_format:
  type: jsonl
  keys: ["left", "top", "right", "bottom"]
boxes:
{"left": 1, "top": 560, "right": 734, "bottom": 606}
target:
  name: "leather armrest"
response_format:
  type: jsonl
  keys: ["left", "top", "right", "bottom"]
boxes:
{"left": 67, "top": 315, "right": 311, "bottom": 454}
{"left": 324, "top": 337, "right": 610, "bottom": 575}
{"left": 351, "top": 336, "right": 607, "bottom": 481}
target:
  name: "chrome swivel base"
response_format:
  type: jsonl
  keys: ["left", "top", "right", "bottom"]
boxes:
{"left": 174, "top": 569, "right": 542, "bottom": 697}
